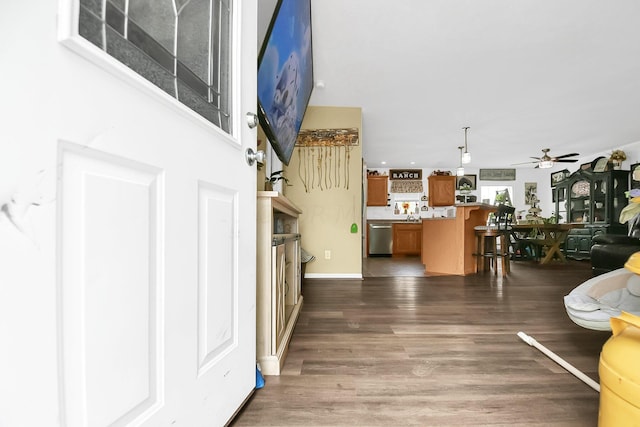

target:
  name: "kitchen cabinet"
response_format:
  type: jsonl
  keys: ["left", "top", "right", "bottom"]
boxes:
{"left": 428, "top": 175, "right": 456, "bottom": 206}
{"left": 553, "top": 169, "right": 629, "bottom": 259}
{"left": 257, "top": 191, "right": 303, "bottom": 375}
{"left": 367, "top": 175, "right": 389, "bottom": 206}
{"left": 564, "top": 228, "right": 597, "bottom": 259}
{"left": 393, "top": 223, "right": 422, "bottom": 255}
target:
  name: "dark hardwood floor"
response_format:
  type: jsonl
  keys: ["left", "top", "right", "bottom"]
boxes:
{"left": 232, "top": 258, "right": 610, "bottom": 426}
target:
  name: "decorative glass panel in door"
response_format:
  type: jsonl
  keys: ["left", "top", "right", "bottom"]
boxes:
{"left": 593, "top": 177, "right": 607, "bottom": 223}
{"left": 78, "top": 0, "right": 232, "bottom": 131}
{"left": 570, "top": 179, "right": 590, "bottom": 223}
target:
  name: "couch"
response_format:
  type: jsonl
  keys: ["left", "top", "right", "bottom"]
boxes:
{"left": 590, "top": 216, "right": 640, "bottom": 276}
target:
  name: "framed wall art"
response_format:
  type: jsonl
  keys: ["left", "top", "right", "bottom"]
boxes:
{"left": 479, "top": 169, "right": 516, "bottom": 181}
{"left": 632, "top": 163, "right": 640, "bottom": 189}
{"left": 456, "top": 174, "right": 476, "bottom": 190}
{"left": 524, "top": 182, "right": 537, "bottom": 205}
{"left": 593, "top": 157, "right": 609, "bottom": 172}
{"left": 550, "top": 169, "right": 569, "bottom": 187}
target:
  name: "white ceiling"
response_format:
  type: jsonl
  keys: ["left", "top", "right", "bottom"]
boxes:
{"left": 299, "top": 0, "right": 640, "bottom": 170}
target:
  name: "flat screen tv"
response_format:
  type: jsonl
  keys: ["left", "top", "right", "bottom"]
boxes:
{"left": 257, "top": 0, "right": 314, "bottom": 165}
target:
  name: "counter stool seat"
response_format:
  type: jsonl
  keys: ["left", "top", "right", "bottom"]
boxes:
{"left": 474, "top": 204, "right": 515, "bottom": 276}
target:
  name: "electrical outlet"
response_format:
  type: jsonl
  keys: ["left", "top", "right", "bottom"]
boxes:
{"left": 324, "top": 250, "right": 331, "bottom": 260}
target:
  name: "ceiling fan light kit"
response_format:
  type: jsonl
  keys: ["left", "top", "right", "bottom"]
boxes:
{"left": 539, "top": 160, "right": 554, "bottom": 169}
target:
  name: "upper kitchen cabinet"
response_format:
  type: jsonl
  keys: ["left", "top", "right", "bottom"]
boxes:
{"left": 428, "top": 175, "right": 456, "bottom": 207}
{"left": 367, "top": 175, "right": 389, "bottom": 206}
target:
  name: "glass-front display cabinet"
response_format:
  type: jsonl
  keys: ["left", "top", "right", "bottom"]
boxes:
{"left": 553, "top": 169, "right": 629, "bottom": 259}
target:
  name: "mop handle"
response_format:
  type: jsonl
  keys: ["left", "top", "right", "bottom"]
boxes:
{"left": 517, "top": 331, "right": 600, "bottom": 392}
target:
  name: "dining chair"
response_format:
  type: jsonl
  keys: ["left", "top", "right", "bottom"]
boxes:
{"left": 474, "top": 204, "right": 516, "bottom": 275}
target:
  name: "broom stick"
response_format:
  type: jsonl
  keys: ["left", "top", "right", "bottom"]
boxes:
{"left": 517, "top": 331, "right": 600, "bottom": 392}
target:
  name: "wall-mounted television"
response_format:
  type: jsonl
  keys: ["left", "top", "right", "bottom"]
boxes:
{"left": 257, "top": 0, "right": 314, "bottom": 165}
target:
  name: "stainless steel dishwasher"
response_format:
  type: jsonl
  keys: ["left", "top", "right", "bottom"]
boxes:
{"left": 368, "top": 223, "right": 393, "bottom": 256}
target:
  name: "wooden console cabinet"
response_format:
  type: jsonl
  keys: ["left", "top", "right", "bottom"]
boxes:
{"left": 428, "top": 175, "right": 456, "bottom": 206}
{"left": 367, "top": 175, "right": 389, "bottom": 206}
{"left": 257, "top": 191, "right": 303, "bottom": 375}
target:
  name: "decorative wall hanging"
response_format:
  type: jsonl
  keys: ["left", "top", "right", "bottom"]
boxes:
{"left": 632, "top": 163, "right": 640, "bottom": 189}
{"left": 389, "top": 169, "right": 422, "bottom": 180}
{"left": 524, "top": 182, "right": 537, "bottom": 205}
{"left": 479, "top": 168, "right": 516, "bottom": 181}
{"left": 593, "top": 157, "right": 609, "bottom": 173}
{"left": 295, "top": 128, "right": 359, "bottom": 192}
{"left": 390, "top": 181, "right": 423, "bottom": 193}
{"left": 389, "top": 169, "right": 423, "bottom": 193}
{"left": 456, "top": 175, "right": 476, "bottom": 191}
{"left": 550, "top": 169, "right": 570, "bottom": 187}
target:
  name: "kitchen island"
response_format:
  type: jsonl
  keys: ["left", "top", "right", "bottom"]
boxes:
{"left": 421, "top": 203, "right": 496, "bottom": 275}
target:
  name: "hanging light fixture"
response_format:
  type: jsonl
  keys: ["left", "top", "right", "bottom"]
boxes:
{"left": 538, "top": 160, "right": 554, "bottom": 169}
{"left": 538, "top": 149, "right": 554, "bottom": 168}
{"left": 457, "top": 146, "right": 465, "bottom": 176}
{"left": 462, "top": 126, "right": 471, "bottom": 164}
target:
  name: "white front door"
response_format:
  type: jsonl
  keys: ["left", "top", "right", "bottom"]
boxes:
{"left": 0, "top": 1, "right": 257, "bottom": 426}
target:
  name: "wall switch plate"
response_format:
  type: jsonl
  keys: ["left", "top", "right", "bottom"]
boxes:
{"left": 324, "top": 250, "right": 331, "bottom": 259}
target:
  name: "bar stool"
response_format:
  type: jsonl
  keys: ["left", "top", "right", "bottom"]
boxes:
{"left": 474, "top": 204, "right": 515, "bottom": 275}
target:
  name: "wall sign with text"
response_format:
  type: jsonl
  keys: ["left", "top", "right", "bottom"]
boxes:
{"left": 479, "top": 168, "right": 516, "bottom": 181}
{"left": 390, "top": 169, "right": 422, "bottom": 180}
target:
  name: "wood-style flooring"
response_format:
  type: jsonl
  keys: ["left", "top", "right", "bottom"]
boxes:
{"left": 232, "top": 257, "right": 610, "bottom": 426}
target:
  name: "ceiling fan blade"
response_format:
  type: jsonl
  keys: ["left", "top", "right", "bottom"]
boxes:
{"left": 555, "top": 159, "right": 578, "bottom": 163}
{"left": 552, "top": 153, "right": 580, "bottom": 160}
{"left": 530, "top": 157, "right": 542, "bottom": 161}
{"left": 511, "top": 160, "right": 540, "bottom": 165}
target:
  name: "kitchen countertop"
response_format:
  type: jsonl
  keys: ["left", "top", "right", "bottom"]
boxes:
{"left": 367, "top": 218, "right": 423, "bottom": 224}
{"left": 421, "top": 217, "right": 454, "bottom": 220}
{"left": 367, "top": 218, "right": 450, "bottom": 223}
{"left": 367, "top": 204, "right": 496, "bottom": 223}
{"left": 456, "top": 202, "right": 496, "bottom": 209}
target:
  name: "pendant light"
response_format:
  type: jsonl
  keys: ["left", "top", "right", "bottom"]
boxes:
{"left": 462, "top": 126, "right": 471, "bottom": 164}
{"left": 457, "top": 146, "right": 465, "bottom": 176}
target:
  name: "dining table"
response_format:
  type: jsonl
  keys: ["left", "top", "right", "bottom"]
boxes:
{"left": 510, "top": 223, "right": 583, "bottom": 264}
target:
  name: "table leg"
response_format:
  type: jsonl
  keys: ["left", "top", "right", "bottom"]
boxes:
{"left": 539, "top": 231, "right": 568, "bottom": 264}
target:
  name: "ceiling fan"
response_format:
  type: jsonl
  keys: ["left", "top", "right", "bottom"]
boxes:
{"left": 513, "top": 148, "right": 580, "bottom": 169}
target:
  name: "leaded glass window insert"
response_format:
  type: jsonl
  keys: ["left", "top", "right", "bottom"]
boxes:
{"left": 78, "top": 0, "right": 232, "bottom": 133}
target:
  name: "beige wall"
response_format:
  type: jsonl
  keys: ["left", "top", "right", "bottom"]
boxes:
{"left": 284, "top": 106, "right": 363, "bottom": 278}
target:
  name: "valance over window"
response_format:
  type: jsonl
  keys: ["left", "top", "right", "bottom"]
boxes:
{"left": 390, "top": 180, "right": 423, "bottom": 193}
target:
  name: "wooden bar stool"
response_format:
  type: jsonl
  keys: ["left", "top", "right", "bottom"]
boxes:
{"left": 474, "top": 204, "right": 515, "bottom": 276}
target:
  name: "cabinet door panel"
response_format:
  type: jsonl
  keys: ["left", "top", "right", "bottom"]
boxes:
{"left": 428, "top": 176, "right": 455, "bottom": 206}
{"left": 272, "top": 244, "right": 286, "bottom": 354}
{"left": 367, "top": 176, "right": 388, "bottom": 206}
{"left": 393, "top": 224, "right": 422, "bottom": 255}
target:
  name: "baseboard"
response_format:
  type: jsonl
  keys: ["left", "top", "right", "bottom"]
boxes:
{"left": 304, "top": 273, "right": 363, "bottom": 280}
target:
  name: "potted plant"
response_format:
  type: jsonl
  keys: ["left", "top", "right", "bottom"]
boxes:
{"left": 265, "top": 170, "right": 290, "bottom": 191}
